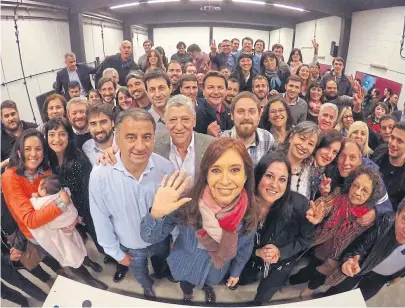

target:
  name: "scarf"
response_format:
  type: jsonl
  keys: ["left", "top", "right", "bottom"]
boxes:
{"left": 264, "top": 69, "right": 281, "bottom": 90}
{"left": 196, "top": 187, "right": 248, "bottom": 268}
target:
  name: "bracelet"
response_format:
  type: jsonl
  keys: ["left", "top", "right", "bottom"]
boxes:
{"left": 55, "top": 199, "right": 67, "bottom": 212}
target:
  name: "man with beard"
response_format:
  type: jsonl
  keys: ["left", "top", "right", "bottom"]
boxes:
{"left": 67, "top": 97, "right": 92, "bottom": 149}
{"left": 1, "top": 100, "right": 37, "bottom": 168}
{"left": 252, "top": 75, "right": 269, "bottom": 109}
{"left": 82, "top": 103, "right": 130, "bottom": 283}
{"left": 323, "top": 79, "right": 364, "bottom": 112}
{"left": 323, "top": 199, "right": 405, "bottom": 301}
{"left": 223, "top": 78, "right": 240, "bottom": 109}
{"left": 371, "top": 122, "right": 405, "bottom": 211}
{"left": 98, "top": 77, "right": 117, "bottom": 106}
{"left": 167, "top": 61, "right": 183, "bottom": 95}
{"left": 126, "top": 71, "right": 151, "bottom": 111}
{"left": 222, "top": 92, "right": 274, "bottom": 166}
{"left": 322, "top": 140, "right": 393, "bottom": 226}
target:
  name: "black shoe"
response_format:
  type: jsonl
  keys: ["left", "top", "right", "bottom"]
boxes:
{"left": 71, "top": 265, "right": 108, "bottom": 290}
{"left": 228, "top": 283, "right": 238, "bottom": 291}
{"left": 183, "top": 293, "right": 194, "bottom": 303}
{"left": 113, "top": 264, "right": 128, "bottom": 283}
{"left": 83, "top": 257, "right": 103, "bottom": 273}
{"left": 202, "top": 285, "right": 216, "bottom": 304}
{"left": 167, "top": 274, "right": 178, "bottom": 283}
{"left": 143, "top": 288, "right": 156, "bottom": 300}
{"left": 104, "top": 255, "right": 117, "bottom": 264}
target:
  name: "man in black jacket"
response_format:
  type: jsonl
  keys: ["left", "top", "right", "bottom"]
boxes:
{"left": 195, "top": 71, "right": 233, "bottom": 136}
{"left": 95, "top": 40, "right": 139, "bottom": 87}
{"left": 55, "top": 52, "right": 96, "bottom": 99}
{"left": 324, "top": 199, "right": 405, "bottom": 300}
{"left": 371, "top": 122, "right": 405, "bottom": 211}
{"left": 320, "top": 57, "right": 353, "bottom": 97}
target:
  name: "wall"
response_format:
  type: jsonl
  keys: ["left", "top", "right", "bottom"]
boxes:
{"left": 269, "top": 28, "right": 294, "bottom": 57}
{"left": 212, "top": 27, "right": 270, "bottom": 50}
{"left": 82, "top": 15, "right": 124, "bottom": 63}
{"left": 1, "top": 6, "right": 71, "bottom": 123}
{"left": 153, "top": 27, "right": 210, "bottom": 58}
{"left": 345, "top": 6, "right": 405, "bottom": 108}
{"left": 132, "top": 26, "right": 149, "bottom": 62}
{"left": 294, "top": 16, "right": 341, "bottom": 65}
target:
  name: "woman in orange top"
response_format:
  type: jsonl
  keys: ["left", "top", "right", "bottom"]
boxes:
{"left": 2, "top": 129, "right": 107, "bottom": 290}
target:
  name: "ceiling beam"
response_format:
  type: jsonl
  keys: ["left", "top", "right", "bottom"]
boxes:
{"left": 123, "top": 10, "right": 296, "bottom": 28}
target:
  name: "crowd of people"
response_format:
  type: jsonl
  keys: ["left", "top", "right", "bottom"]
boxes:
{"left": 1, "top": 36, "right": 404, "bottom": 307}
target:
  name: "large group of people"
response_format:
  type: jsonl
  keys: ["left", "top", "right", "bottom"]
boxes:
{"left": 1, "top": 36, "right": 404, "bottom": 307}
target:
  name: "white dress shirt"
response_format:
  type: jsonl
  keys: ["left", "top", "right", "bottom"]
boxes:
{"left": 169, "top": 133, "right": 196, "bottom": 184}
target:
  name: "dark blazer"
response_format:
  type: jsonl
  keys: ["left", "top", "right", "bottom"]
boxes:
{"left": 95, "top": 54, "right": 139, "bottom": 87}
{"left": 55, "top": 63, "right": 97, "bottom": 99}
{"left": 195, "top": 99, "right": 233, "bottom": 135}
{"left": 154, "top": 132, "right": 213, "bottom": 177}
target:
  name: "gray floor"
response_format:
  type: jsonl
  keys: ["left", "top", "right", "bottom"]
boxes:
{"left": 2, "top": 240, "right": 404, "bottom": 307}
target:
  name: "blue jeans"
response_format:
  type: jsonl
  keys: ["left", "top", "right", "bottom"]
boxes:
{"left": 121, "top": 238, "right": 170, "bottom": 290}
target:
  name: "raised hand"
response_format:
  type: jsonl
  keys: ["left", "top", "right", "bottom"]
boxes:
{"left": 151, "top": 171, "right": 192, "bottom": 219}
{"left": 353, "top": 87, "right": 365, "bottom": 112}
{"left": 342, "top": 255, "right": 361, "bottom": 277}
{"left": 319, "top": 174, "right": 331, "bottom": 196}
{"left": 306, "top": 200, "right": 325, "bottom": 225}
{"left": 312, "top": 39, "right": 319, "bottom": 50}
{"left": 210, "top": 40, "right": 217, "bottom": 55}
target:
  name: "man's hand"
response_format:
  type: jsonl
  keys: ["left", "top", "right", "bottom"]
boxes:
{"left": 357, "top": 209, "right": 376, "bottom": 226}
{"left": 96, "top": 145, "right": 118, "bottom": 166}
{"left": 342, "top": 255, "right": 361, "bottom": 277}
{"left": 119, "top": 254, "right": 132, "bottom": 267}
{"left": 306, "top": 200, "right": 325, "bottom": 225}
{"left": 210, "top": 40, "right": 217, "bottom": 55}
{"left": 269, "top": 89, "right": 279, "bottom": 96}
{"left": 256, "top": 244, "right": 280, "bottom": 263}
{"left": 207, "top": 121, "right": 221, "bottom": 137}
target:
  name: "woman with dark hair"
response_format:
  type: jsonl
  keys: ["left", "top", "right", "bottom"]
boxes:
{"left": 88, "top": 89, "right": 101, "bottom": 105}
{"left": 116, "top": 87, "right": 137, "bottom": 111}
{"left": 141, "top": 137, "right": 259, "bottom": 304}
{"left": 277, "top": 121, "right": 323, "bottom": 200}
{"left": 37, "top": 94, "right": 67, "bottom": 135}
{"left": 45, "top": 118, "right": 104, "bottom": 263}
{"left": 230, "top": 53, "right": 256, "bottom": 92}
{"left": 259, "top": 97, "right": 293, "bottom": 145}
{"left": 183, "top": 62, "right": 197, "bottom": 75}
{"left": 2, "top": 129, "right": 106, "bottom": 289}
{"left": 290, "top": 165, "right": 384, "bottom": 298}
{"left": 297, "top": 64, "right": 311, "bottom": 98}
{"left": 260, "top": 51, "right": 290, "bottom": 94}
{"left": 305, "top": 82, "right": 324, "bottom": 123}
{"left": 155, "top": 46, "right": 169, "bottom": 69}
{"left": 145, "top": 49, "right": 165, "bottom": 73}
{"left": 230, "top": 152, "right": 314, "bottom": 304}
{"left": 367, "top": 102, "right": 388, "bottom": 134}
{"left": 287, "top": 40, "right": 319, "bottom": 75}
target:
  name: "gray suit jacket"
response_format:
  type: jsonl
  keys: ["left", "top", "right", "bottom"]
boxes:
{"left": 154, "top": 132, "right": 213, "bottom": 174}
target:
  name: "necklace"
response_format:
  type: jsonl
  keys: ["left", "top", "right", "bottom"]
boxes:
{"left": 292, "top": 166, "right": 304, "bottom": 192}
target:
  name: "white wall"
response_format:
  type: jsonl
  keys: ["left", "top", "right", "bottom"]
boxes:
{"left": 213, "top": 27, "right": 270, "bottom": 50}
{"left": 269, "top": 28, "right": 294, "bottom": 57}
{"left": 1, "top": 8, "right": 70, "bottom": 123}
{"left": 153, "top": 27, "right": 210, "bottom": 58}
{"left": 132, "top": 27, "right": 149, "bottom": 62}
{"left": 294, "top": 16, "right": 341, "bottom": 65}
{"left": 82, "top": 16, "right": 124, "bottom": 63}
{"left": 345, "top": 6, "right": 405, "bottom": 108}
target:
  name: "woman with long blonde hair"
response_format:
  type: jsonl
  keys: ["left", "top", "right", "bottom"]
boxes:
{"left": 347, "top": 121, "right": 373, "bottom": 158}
{"left": 335, "top": 107, "right": 354, "bottom": 137}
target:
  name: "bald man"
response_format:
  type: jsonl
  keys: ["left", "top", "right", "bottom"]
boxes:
{"left": 95, "top": 40, "right": 139, "bottom": 86}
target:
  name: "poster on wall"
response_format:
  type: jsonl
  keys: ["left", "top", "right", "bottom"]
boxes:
{"left": 355, "top": 71, "right": 402, "bottom": 99}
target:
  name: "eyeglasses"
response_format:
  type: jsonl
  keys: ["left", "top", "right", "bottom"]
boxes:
{"left": 270, "top": 108, "right": 286, "bottom": 115}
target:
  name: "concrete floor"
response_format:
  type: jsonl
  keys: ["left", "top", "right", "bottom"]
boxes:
{"left": 2, "top": 240, "right": 404, "bottom": 307}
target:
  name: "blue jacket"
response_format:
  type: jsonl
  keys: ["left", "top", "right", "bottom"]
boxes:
{"left": 141, "top": 212, "right": 255, "bottom": 288}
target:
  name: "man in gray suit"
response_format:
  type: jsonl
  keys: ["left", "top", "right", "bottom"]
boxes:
{"left": 154, "top": 95, "right": 213, "bottom": 183}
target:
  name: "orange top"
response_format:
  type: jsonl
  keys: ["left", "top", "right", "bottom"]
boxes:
{"left": 2, "top": 168, "right": 62, "bottom": 238}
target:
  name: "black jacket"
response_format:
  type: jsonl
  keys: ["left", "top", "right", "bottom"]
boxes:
{"left": 55, "top": 63, "right": 97, "bottom": 99}
{"left": 1, "top": 121, "right": 37, "bottom": 162}
{"left": 195, "top": 99, "right": 233, "bottom": 135}
{"left": 170, "top": 52, "right": 192, "bottom": 65}
{"left": 371, "top": 144, "right": 405, "bottom": 211}
{"left": 321, "top": 71, "right": 353, "bottom": 97}
{"left": 95, "top": 54, "right": 139, "bottom": 87}
{"left": 341, "top": 212, "right": 405, "bottom": 278}
{"left": 230, "top": 71, "right": 255, "bottom": 92}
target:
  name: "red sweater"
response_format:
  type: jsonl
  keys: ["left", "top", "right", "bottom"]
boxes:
{"left": 2, "top": 168, "right": 62, "bottom": 238}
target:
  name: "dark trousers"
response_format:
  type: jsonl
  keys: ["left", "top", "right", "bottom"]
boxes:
{"left": 289, "top": 257, "right": 326, "bottom": 290}
{"left": 325, "top": 271, "right": 397, "bottom": 301}
{"left": 1, "top": 259, "right": 47, "bottom": 302}
{"left": 180, "top": 281, "right": 196, "bottom": 295}
{"left": 255, "top": 259, "right": 297, "bottom": 303}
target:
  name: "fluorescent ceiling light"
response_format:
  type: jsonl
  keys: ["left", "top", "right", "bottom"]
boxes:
{"left": 110, "top": 2, "right": 140, "bottom": 9}
{"left": 148, "top": 0, "right": 180, "bottom": 3}
{"left": 273, "top": 3, "right": 308, "bottom": 12}
{"left": 190, "top": 0, "right": 222, "bottom": 2}
{"left": 233, "top": 0, "right": 266, "bottom": 5}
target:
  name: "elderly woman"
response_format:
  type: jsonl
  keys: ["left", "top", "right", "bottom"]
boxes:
{"left": 141, "top": 137, "right": 259, "bottom": 304}
{"left": 37, "top": 94, "right": 67, "bottom": 135}
{"left": 289, "top": 165, "right": 384, "bottom": 298}
{"left": 259, "top": 97, "right": 294, "bottom": 145}
{"left": 277, "top": 121, "right": 323, "bottom": 200}
{"left": 348, "top": 121, "right": 373, "bottom": 158}
{"left": 231, "top": 152, "right": 314, "bottom": 304}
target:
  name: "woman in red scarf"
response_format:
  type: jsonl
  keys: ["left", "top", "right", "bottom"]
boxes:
{"left": 289, "top": 165, "right": 384, "bottom": 298}
{"left": 141, "top": 137, "right": 259, "bottom": 304}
